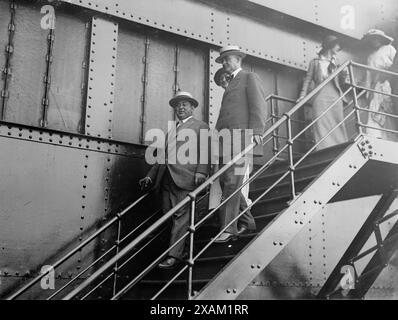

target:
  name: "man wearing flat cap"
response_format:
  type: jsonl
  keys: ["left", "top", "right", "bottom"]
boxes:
{"left": 139, "top": 91, "right": 210, "bottom": 269}
{"left": 214, "top": 45, "right": 267, "bottom": 243}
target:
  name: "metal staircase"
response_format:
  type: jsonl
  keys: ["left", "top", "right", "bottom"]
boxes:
{"left": 6, "top": 61, "right": 398, "bottom": 300}
{"left": 124, "top": 142, "right": 351, "bottom": 299}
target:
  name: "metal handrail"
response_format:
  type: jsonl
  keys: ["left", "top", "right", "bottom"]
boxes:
{"left": 144, "top": 107, "right": 357, "bottom": 299}
{"left": 351, "top": 61, "right": 398, "bottom": 78}
{"left": 269, "top": 94, "right": 296, "bottom": 104}
{"left": 111, "top": 139, "right": 287, "bottom": 300}
{"left": 46, "top": 206, "right": 163, "bottom": 299}
{"left": 49, "top": 188, "right": 211, "bottom": 299}
{"left": 12, "top": 59, "right": 398, "bottom": 300}
{"left": 6, "top": 191, "right": 152, "bottom": 300}
{"left": 8, "top": 93, "right": 287, "bottom": 300}
{"left": 63, "top": 61, "right": 352, "bottom": 300}
{"left": 353, "top": 84, "right": 398, "bottom": 99}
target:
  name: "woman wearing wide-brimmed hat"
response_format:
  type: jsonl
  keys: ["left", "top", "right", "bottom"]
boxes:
{"left": 362, "top": 29, "right": 397, "bottom": 141}
{"left": 362, "top": 29, "right": 394, "bottom": 50}
{"left": 298, "top": 35, "right": 348, "bottom": 150}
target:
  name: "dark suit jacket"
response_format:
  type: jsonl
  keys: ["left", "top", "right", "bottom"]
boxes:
{"left": 216, "top": 70, "right": 267, "bottom": 159}
{"left": 216, "top": 70, "right": 267, "bottom": 136}
{"left": 146, "top": 117, "right": 210, "bottom": 191}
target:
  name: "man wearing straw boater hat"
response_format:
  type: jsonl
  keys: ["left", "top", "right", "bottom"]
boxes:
{"left": 139, "top": 91, "right": 210, "bottom": 269}
{"left": 213, "top": 45, "right": 267, "bottom": 243}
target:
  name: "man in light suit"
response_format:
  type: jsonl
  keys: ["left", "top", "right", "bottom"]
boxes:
{"left": 214, "top": 46, "right": 267, "bottom": 243}
{"left": 139, "top": 91, "right": 210, "bottom": 269}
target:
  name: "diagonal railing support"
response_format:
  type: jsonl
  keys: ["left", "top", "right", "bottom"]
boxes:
{"left": 317, "top": 189, "right": 398, "bottom": 299}
{"left": 347, "top": 216, "right": 398, "bottom": 299}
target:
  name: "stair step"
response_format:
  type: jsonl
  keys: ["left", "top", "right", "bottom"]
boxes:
{"left": 249, "top": 174, "right": 317, "bottom": 200}
{"left": 195, "top": 211, "right": 279, "bottom": 241}
{"left": 252, "top": 142, "right": 350, "bottom": 183}
{"left": 251, "top": 194, "right": 290, "bottom": 214}
{"left": 253, "top": 142, "right": 350, "bottom": 174}
{"left": 141, "top": 234, "right": 258, "bottom": 292}
{"left": 251, "top": 158, "right": 333, "bottom": 191}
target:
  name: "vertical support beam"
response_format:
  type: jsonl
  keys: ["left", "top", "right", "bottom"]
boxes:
{"left": 272, "top": 72, "right": 280, "bottom": 155}
{"left": 348, "top": 64, "right": 363, "bottom": 136}
{"left": 172, "top": 43, "right": 180, "bottom": 122}
{"left": 187, "top": 195, "right": 196, "bottom": 300}
{"left": 286, "top": 115, "right": 296, "bottom": 199}
{"left": 85, "top": 17, "right": 118, "bottom": 139}
{"left": 1, "top": 0, "right": 16, "bottom": 120}
{"left": 78, "top": 21, "right": 91, "bottom": 134}
{"left": 41, "top": 28, "right": 55, "bottom": 127}
{"left": 112, "top": 215, "right": 122, "bottom": 296}
{"left": 208, "top": 48, "right": 223, "bottom": 210}
{"left": 208, "top": 48, "right": 223, "bottom": 128}
{"left": 140, "top": 36, "right": 149, "bottom": 144}
{"left": 173, "top": 44, "right": 180, "bottom": 94}
{"left": 270, "top": 98, "right": 278, "bottom": 155}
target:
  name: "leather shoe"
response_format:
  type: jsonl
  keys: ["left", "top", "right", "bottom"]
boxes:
{"left": 158, "top": 257, "right": 178, "bottom": 269}
{"left": 237, "top": 225, "right": 256, "bottom": 236}
{"left": 214, "top": 232, "right": 236, "bottom": 243}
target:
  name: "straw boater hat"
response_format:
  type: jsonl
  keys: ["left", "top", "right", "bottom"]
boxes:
{"left": 213, "top": 68, "right": 230, "bottom": 86}
{"left": 169, "top": 91, "right": 198, "bottom": 108}
{"left": 362, "top": 29, "right": 394, "bottom": 45}
{"left": 215, "top": 45, "right": 246, "bottom": 63}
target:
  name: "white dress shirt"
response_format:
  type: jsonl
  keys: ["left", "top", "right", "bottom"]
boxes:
{"left": 177, "top": 115, "right": 193, "bottom": 127}
{"left": 230, "top": 67, "right": 242, "bottom": 79}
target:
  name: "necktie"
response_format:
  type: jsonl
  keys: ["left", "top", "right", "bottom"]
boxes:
{"left": 165, "top": 123, "right": 178, "bottom": 165}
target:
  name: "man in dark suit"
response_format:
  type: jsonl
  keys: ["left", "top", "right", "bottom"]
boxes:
{"left": 214, "top": 46, "right": 267, "bottom": 243}
{"left": 139, "top": 91, "right": 210, "bottom": 269}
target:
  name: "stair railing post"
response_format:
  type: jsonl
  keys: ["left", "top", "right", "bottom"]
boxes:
{"left": 373, "top": 222, "right": 387, "bottom": 264}
{"left": 113, "top": 213, "right": 122, "bottom": 296}
{"left": 286, "top": 114, "right": 296, "bottom": 199}
{"left": 187, "top": 193, "right": 196, "bottom": 300}
{"left": 270, "top": 97, "right": 279, "bottom": 155}
{"left": 347, "top": 63, "right": 363, "bottom": 135}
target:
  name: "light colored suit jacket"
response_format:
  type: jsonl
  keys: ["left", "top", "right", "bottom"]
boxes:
{"left": 299, "top": 57, "right": 347, "bottom": 103}
{"left": 147, "top": 117, "right": 210, "bottom": 191}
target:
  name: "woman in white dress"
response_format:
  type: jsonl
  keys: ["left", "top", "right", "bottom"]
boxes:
{"left": 298, "top": 35, "right": 348, "bottom": 150}
{"left": 362, "top": 30, "right": 397, "bottom": 140}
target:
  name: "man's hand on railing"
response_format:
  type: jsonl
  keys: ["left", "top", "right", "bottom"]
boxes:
{"left": 195, "top": 172, "right": 207, "bottom": 186}
{"left": 139, "top": 176, "right": 152, "bottom": 191}
{"left": 252, "top": 134, "right": 263, "bottom": 146}
{"left": 211, "top": 164, "right": 219, "bottom": 175}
